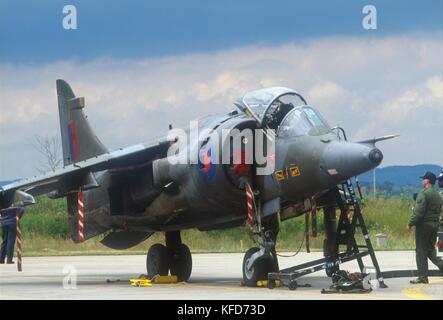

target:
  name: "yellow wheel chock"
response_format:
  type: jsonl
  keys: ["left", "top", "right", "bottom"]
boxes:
{"left": 130, "top": 275, "right": 178, "bottom": 287}
{"left": 130, "top": 278, "right": 152, "bottom": 287}
{"left": 256, "top": 280, "right": 282, "bottom": 288}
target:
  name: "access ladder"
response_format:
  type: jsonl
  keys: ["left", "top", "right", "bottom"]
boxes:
{"left": 267, "top": 179, "right": 388, "bottom": 290}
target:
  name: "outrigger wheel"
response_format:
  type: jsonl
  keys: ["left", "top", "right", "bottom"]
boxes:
{"left": 242, "top": 247, "right": 278, "bottom": 287}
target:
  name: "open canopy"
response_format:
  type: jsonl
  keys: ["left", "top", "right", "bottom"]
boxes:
{"left": 235, "top": 87, "right": 307, "bottom": 129}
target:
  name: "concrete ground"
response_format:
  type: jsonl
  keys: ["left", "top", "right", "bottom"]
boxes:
{"left": 0, "top": 251, "right": 442, "bottom": 300}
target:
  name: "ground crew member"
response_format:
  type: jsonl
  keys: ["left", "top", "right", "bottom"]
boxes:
{"left": 0, "top": 207, "right": 24, "bottom": 264}
{"left": 406, "top": 172, "right": 443, "bottom": 284}
{"left": 437, "top": 171, "right": 443, "bottom": 231}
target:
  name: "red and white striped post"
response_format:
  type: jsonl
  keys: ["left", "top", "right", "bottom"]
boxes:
{"left": 245, "top": 183, "right": 255, "bottom": 230}
{"left": 16, "top": 208, "right": 22, "bottom": 272}
{"left": 77, "top": 192, "right": 85, "bottom": 243}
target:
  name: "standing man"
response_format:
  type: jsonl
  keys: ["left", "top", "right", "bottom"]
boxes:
{"left": 407, "top": 172, "right": 443, "bottom": 284}
{"left": 0, "top": 207, "right": 24, "bottom": 264}
{"left": 437, "top": 171, "right": 443, "bottom": 231}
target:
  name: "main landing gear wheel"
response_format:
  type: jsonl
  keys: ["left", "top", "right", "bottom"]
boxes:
{"left": 147, "top": 243, "right": 169, "bottom": 278}
{"left": 169, "top": 244, "right": 192, "bottom": 282}
{"left": 242, "top": 247, "right": 276, "bottom": 287}
{"left": 146, "top": 242, "right": 193, "bottom": 282}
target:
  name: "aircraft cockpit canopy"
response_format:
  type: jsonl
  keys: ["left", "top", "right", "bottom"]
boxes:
{"left": 235, "top": 87, "right": 330, "bottom": 137}
{"left": 235, "top": 87, "right": 307, "bottom": 129}
{"left": 278, "top": 106, "right": 331, "bottom": 138}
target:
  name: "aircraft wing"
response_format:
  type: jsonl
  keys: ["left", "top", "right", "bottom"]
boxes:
{"left": 0, "top": 140, "right": 170, "bottom": 209}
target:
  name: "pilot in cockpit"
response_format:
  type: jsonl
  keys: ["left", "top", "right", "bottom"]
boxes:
{"left": 266, "top": 101, "right": 294, "bottom": 129}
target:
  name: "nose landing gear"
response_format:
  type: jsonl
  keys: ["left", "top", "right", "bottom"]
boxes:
{"left": 242, "top": 246, "right": 279, "bottom": 287}
{"left": 242, "top": 215, "right": 280, "bottom": 287}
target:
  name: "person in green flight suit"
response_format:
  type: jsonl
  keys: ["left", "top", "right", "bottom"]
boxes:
{"left": 436, "top": 172, "right": 443, "bottom": 231}
{"left": 406, "top": 172, "right": 443, "bottom": 284}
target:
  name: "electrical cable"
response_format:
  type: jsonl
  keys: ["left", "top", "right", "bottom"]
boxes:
{"left": 276, "top": 227, "right": 307, "bottom": 258}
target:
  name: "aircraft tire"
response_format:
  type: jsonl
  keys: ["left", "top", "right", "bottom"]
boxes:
{"left": 242, "top": 247, "right": 273, "bottom": 287}
{"left": 147, "top": 243, "right": 169, "bottom": 279}
{"left": 169, "top": 244, "right": 192, "bottom": 282}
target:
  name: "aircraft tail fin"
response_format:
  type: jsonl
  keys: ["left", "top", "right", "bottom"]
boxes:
{"left": 56, "top": 79, "right": 107, "bottom": 166}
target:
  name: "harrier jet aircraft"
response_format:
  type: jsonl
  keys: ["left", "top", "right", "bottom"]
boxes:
{"left": 0, "top": 80, "right": 394, "bottom": 286}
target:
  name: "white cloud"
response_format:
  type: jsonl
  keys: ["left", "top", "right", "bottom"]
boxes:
{"left": 356, "top": 75, "right": 443, "bottom": 135}
{"left": 307, "top": 82, "right": 351, "bottom": 106}
{"left": 1, "top": 33, "right": 442, "bottom": 179}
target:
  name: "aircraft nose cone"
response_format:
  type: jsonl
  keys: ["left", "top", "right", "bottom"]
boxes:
{"left": 320, "top": 142, "right": 383, "bottom": 181}
{"left": 369, "top": 148, "right": 383, "bottom": 165}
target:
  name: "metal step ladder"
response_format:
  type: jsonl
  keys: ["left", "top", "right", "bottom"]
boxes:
{"left": 267, "top": 179, "right": 388, "bottom": 290}
{"left": 335, "top": 179, "right": 387, "bottom": 287}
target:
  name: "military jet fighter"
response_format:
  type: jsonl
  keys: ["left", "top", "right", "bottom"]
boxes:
{"left": 0, "top": 80, "right": 395, "bottom": 286}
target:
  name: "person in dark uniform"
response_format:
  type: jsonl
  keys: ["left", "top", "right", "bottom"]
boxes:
{"left": 0, "top": 207, "right": 24, "bottom": 264}
{"left": 406, "top": 172, "right": 443, "bottom": 284}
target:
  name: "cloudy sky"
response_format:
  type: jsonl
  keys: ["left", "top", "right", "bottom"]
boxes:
{"left": 0, "top": 0, "right": 442, "bottom": 180}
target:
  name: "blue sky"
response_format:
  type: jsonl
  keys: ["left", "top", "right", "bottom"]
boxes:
{"left": 0, "top": 1, "right": 442, "bottom": 180}
{"left": 0, "top": 0, "right": 442, "bottom": 63}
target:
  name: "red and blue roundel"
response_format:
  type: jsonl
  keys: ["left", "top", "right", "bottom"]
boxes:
{"left": 198, "top": 146, "right": 216, "bottom": 180}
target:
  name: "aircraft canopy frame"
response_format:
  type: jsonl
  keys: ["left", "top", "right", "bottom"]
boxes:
{"left": 234, "top": 87, "right": 307, "bottom": 128}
